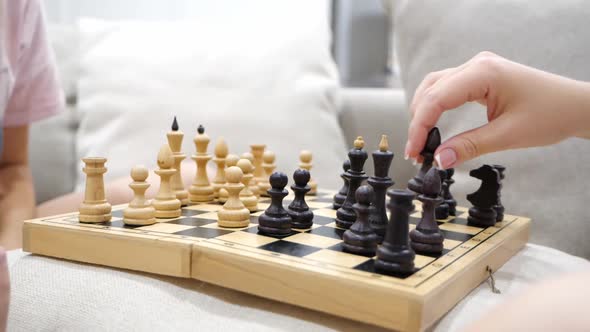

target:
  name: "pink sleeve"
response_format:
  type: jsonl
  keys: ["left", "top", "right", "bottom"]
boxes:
{"left": 3, "top": 0, "right": 64, "bottom": 127}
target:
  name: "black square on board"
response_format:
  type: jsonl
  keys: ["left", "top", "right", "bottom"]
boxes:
{"left": 306, "top": 226, "right": 344, "bottom": 240}
{"left": 181, "top": 209, "right": 209, "bottom": 217}
{"left": 310, "top": 215, "right": 335, "bottom": 226}
{"left": 440, "top": 229, "right": 475, "bottom": 242}
{"left": 258, "top": 240, "right": 320, "bottom": 257}
{"left": 174, "top": 227, "right": 232, "bottom": 239}
{"left": 168, "top": 218, "right": 216, "bottom": 227}
{"left": 105, "top": 219, "right": 139, "bottom": 229}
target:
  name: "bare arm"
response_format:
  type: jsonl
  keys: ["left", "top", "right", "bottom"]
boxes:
{"left": 0, "top": 126, "right": 35, "bottom": 249}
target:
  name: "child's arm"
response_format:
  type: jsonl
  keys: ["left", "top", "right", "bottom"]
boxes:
{"left": 0, "top": 126, "right": 35, "bottom": 249}
{"left": 405, "top": 51, "right": 590, "bottom": 169}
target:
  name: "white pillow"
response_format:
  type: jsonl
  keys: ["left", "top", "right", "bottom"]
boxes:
{"left": 76, "top": 0, "right": 346, "bottom": 192}
{"left": 391, "top": 0, "right": 590, "bottom": 257}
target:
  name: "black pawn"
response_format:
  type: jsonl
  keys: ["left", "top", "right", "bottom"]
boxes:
{"left": 492, "top": 165, "right": 506, "bottom": 222}
{"left": 375, "top": 189, "right": 416, "bottom": 275}
{"left": 407, "top": 127, "right": 441, "bottom": 194}
{"left": 435, "top": 169, "right": 450, "bottom": 220}
{"left": 410, "top": 167, "right": 445, "bottom": 255}
{"left": 288, "top": 169, "right": 314, "bottom": 229}
{"left": 443, "top": 168, "right": 457, "bottom": 216}
{"left": 467, "top": 165, "right": 500, "bottom": 227}
{"left": 368, "top": 135, "right": 394, "bottom": 243}
{"left": 342, "top": 185, "right": 378, "bottom": 257}
{"left": 333, "top": 160, "right": 351, "bottom": 210}
{"left": 258, "top": 172, "right": 292, "bottom": 237}
{"left": 335, "top": 137, "right": 369, "bottom": 229}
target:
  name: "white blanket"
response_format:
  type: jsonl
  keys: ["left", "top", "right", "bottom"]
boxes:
{"left": 7, "top": 244, "right": 589, "bottom": 331}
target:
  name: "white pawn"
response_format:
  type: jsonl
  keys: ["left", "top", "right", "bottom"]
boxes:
{"left": 153, "top": 144, "right": 182, "bottom": 218}
{"left": 212, "top": 137, "right": 229, "bottom": 199}
{"left": 241, "top": 152, "right": 260, "bottom": 198}
{"left": 237, "top": 158, "right": 258, "bottom": 212}
{"left": 217, "top": 166, "right": 250, "bottom": 228}
{"left": 123, "top": 165, "right": 156, "bottom": 226}
{"left": 258, "top": 150, "right": 276, "bottom": 197}
{"left": 300, "top": 150, "right": 317, "bottom": 195}
{"left": 218, "top": 154, "right": 240, "bottom": 203}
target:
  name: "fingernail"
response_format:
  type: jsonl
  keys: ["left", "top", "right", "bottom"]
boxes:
{"left": 412, "top": 158, "right": 418, "bottom": 166}
{"left": 435, "top": 148, "right": 457, "bottom": 170}
{"left": 404, "top": 140, "right": 411, "bottom": 159}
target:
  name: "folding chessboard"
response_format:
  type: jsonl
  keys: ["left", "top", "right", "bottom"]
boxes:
{"left": 23, "top": 190, "right": 530, "bottom": 332}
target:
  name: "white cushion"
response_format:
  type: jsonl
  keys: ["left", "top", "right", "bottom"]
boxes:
{"left": 391, "top": 0, "right": 590, "bottom": 257}
{"left": 75, "top": 0, "right": 346, "bottom": 192}
{"left": 8, "top": 245, "right": 589, "bottom": 331}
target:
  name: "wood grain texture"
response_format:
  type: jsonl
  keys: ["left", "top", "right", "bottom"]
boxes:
{"left": 22, "top": 189, "right": 530, "bottom": 332}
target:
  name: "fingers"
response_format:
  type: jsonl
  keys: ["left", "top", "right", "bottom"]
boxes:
{"left": 409, "top": 69, "right": 453, "bottom": 120}
{"left": 405, "top": 55, "right": 501, "bottom": 160}
{"left": 434, "top": 114, "right": 513, "bottom": 169}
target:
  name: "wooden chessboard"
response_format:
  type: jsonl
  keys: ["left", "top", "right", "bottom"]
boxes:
{"left": 23, "top": 189, "right": 530, "bottom": 331}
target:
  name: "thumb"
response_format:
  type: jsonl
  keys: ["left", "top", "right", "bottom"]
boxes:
{"left": 434, "top": 119, "right": 510, "bottom": 169}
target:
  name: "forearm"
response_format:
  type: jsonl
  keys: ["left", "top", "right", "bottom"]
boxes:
{"left": 0, "top": 164, "right": 35, "bottom": 249}
{"left": 0, "top": 164, "right": 35, "bottom": 221}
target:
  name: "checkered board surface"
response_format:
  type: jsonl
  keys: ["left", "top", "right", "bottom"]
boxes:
{"left": 23, "top": 189, "right": 530, "bottom": 331}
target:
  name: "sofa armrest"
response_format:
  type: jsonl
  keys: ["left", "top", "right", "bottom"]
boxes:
{"left": 338, "top": 87, "right": 413, "bottom": 187}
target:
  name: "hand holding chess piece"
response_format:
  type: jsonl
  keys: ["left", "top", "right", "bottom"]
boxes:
{"left": 123, "top": 165, "right": 156, "bottom": 226}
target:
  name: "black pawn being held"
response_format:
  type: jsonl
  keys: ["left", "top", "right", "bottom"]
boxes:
{"left": 342, "top": 185, "right": 378, "bottom": 257}
{"left": 288, "top": 169, "right": 314, "bottom": 229}
{"left": 375, "top": 189, "right": 416, "bottom": 275}
{"left": 410, "top": 167, "right": 445, "bottom": 255}
{"left": 332, "top": 160, "right": 350, "bottom": 210}
{"left": 258, "top": 172, "right": 292, "bottom": 238}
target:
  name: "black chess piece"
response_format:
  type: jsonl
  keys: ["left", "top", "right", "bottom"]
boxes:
{"left": 435, "top": 169, "right": 450, "bottom": 220}
{"left": 368, "top": 135, "right": 394, "bottom": 243}
{"left": 492, "top": 165, "right": 506, "bottom": 222}
{"left": 333, "top": 160, "right": 351, "bottom": 210}
{"left": 258, "top": 172, "right": 292, "bottom": 237}
{"left": 407, "top": 127, "right": 441, "bottom": 195}
{"left": 443, "top": 168, "right": 457, "bottom": 216}
{"left": 375, "top": 189, "right": 416, "bottom": 275}
{"left": 172, "top": 116, "right": 179, "bottom": 131}
{"left": 466, "top": 165, "right": 500, "bottom": 227}
{"left": 335, "top": 137, "right": 369, "bottom": 229}
{"left": 342, "top": 185, "right": 378, "bottom": 257}
{"left": 410, "top": 167, "right": 445, "bottom": 255}
{"left": 288, "top": 169, "right": 314, "bottom": 229}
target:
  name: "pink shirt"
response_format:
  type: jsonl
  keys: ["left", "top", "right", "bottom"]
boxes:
{"left": 1, "top": 0, "right": 63, "bottom": 128}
